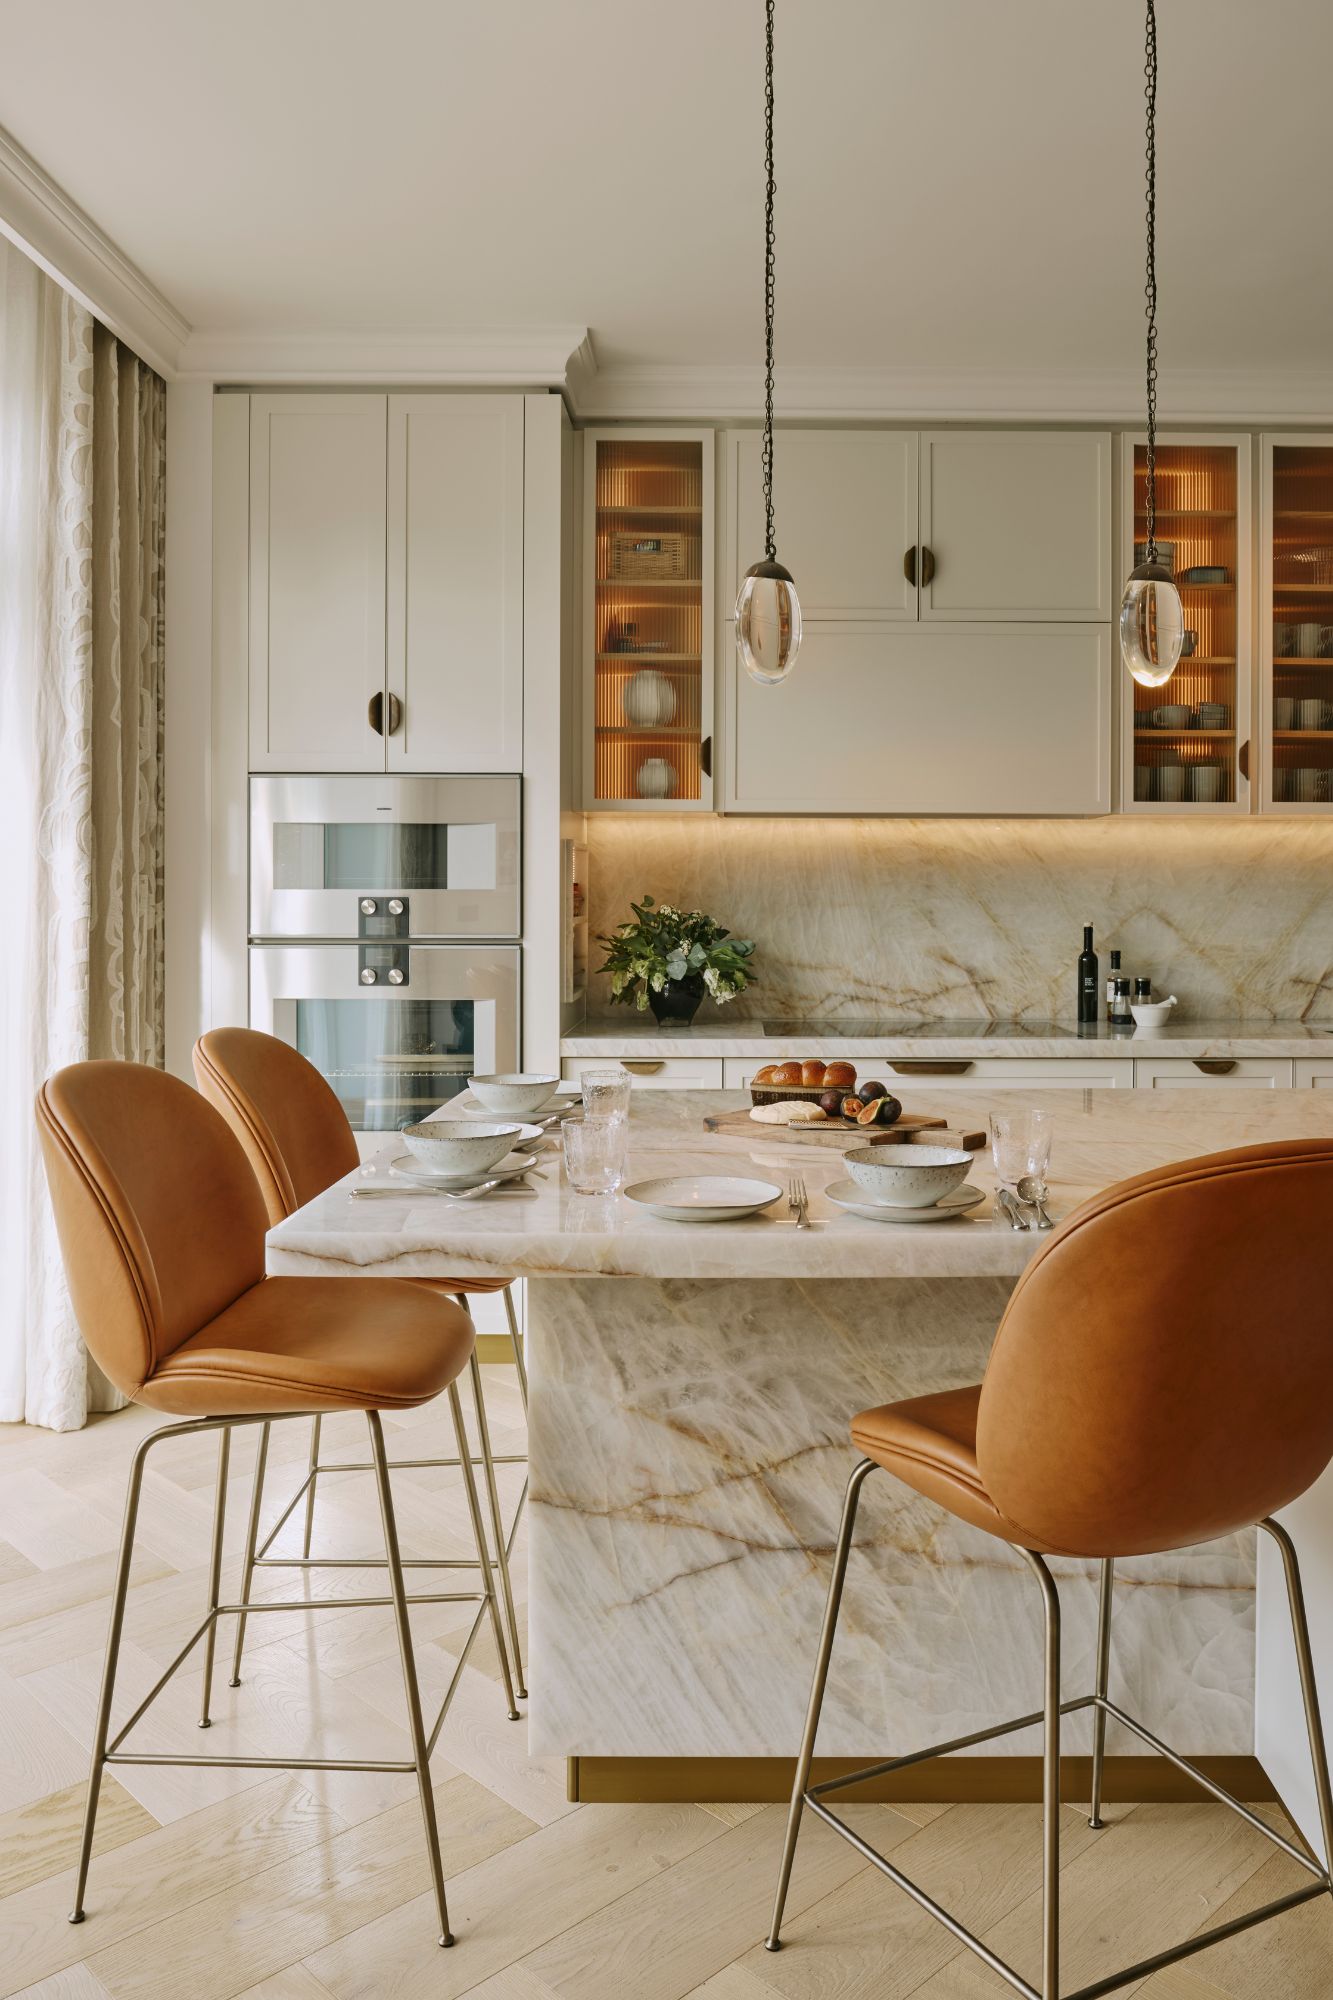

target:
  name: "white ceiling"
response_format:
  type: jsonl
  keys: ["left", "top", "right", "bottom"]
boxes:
{"left": 1, "top": 0, "right": 1330, "bottom": 411}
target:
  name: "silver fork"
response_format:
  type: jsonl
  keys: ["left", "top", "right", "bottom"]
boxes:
{"left": 350, "top": 1174, "right": 537, "bottom": 1202}
{"left": 788, "top": 1176, "right": 810, "bottom": 1229}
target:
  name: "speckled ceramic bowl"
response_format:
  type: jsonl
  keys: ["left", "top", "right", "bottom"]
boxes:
{"left": 468, "top": 1073, "right": 562, "bottom": 1116}
{"left": 400, "top": 1121, "right": 522, "bottom": 1176}
{"left": 844, "top": 1144, "right": 972, "bottom": 1208}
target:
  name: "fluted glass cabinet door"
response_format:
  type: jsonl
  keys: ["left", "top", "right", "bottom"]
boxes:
{"left": 1120, "top": 434, "right": 1252, "bottom": 815}
{"left": 1261, "top": 436, "right": 1333, "bottom": 813}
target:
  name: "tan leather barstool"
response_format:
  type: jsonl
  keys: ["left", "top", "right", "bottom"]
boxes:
{"left": 36, "top": 1060, "right": 514, "bottom": 1948}
{"left": 193, "top": 1027, "right": 528, "bottom": 1701}
{"left": 768, "top": 1139, "right": 1333, "bottom": 2000}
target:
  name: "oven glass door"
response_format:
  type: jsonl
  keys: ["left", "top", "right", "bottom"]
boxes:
{"left": 250, "top": 943, "right": 520, "bottom": 1132}
{"left": 250, "top": 775, "right": 520, "bottom": 939}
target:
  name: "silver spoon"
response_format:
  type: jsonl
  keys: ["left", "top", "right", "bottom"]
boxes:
{"left": 1016, "top": 1176, "right": 1055, "bottom": 1229}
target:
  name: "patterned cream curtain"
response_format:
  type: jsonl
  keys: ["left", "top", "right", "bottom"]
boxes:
{"left": 0, "top": 240, "right": 166, "bottom": 1430}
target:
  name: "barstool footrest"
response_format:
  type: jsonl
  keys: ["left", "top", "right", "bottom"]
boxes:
{"left": 801, "top": 1689, "right": 1332, "bottom": 2000}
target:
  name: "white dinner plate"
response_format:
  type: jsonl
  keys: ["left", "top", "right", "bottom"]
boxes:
{"left": 386, "top": 1150, "right": 535, "bottom": 1190}
{"left": 622, "top": 1175, "right": 784, "bottom": 1223}
{"left": 824, "top": 1179, "right": 986, "bottom": 1224}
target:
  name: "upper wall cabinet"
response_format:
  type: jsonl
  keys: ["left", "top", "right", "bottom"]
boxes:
{"left": 249, "top": 393, "right": 524, "bottom": 774}
{"left": 724, "top": 428, "right": 1111, "bottom": 624}
{"left": 249, "top": 395, "right": 388, "bottom": 773}
{"left": 727, "top": 430, "right": 918, "bottom": 619}
{"left": 919, "top": 432, "right": 1112, "bottom": 621}
{"left": 1260, "top": 435, "right": 1333, "bottom": 815}
{"left": 387, "top": 397, "right": 523, "bottom": 773}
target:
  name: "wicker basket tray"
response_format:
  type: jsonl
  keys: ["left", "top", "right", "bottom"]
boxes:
{"left": 609, "top": 530, "right": 689, "bottom": 580}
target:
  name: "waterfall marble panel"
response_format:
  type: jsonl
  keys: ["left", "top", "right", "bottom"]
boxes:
{"left": 585, "top": 816, "right": 1333, "bottom": 1024}
{"left": 526, "top": 1275, "right": 1254, "bottom": 1761}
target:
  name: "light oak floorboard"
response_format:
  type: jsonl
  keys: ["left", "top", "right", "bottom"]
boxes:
{"left": 6, "top": 1966, "right": 116, "bottom": 2000}
{"left": 0, "top": 1778, "right": 157, "bottom": 1901}
{"left": 230, "top": 1973, "right": 338, "bottom": 2000}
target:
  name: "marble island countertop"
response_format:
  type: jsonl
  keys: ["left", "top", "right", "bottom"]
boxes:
{"left": 266, "top": 1086, "right": 1333, "bottom": 1285}
{"left": 560, "top": 1015, "right": 1333, "bottom": 1059}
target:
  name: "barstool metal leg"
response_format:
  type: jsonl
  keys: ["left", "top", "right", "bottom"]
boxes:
{"left": 229, "top": 1421, "right": 270, "bottom": 1687}
{"left": 449, "top": 1379, "right": 521, "bottom": 1721}
{"left": 766, "top": 1456, "right": 879, "bottom": 1952}
{"left": 197, "top": 1428, "right": 232, "bottom": 1727}
{"left": 1088, "top": 1556, "right": 1115, "bottom": 1829}
{"left": 69, "top": 1427, "right": 157, "bottom": 1922}
{"left": 367, "top": 1408, "right": 453, "bottom": 1948}
{"left": 1019, "top": 1548, "right": 1062, "bottom": 2000}
{"left": 302, "top": 1414, "right": 322, "bottom": 1559}
{"left": 1261, "top": 1517, "right": 1333, "bottom": 1887}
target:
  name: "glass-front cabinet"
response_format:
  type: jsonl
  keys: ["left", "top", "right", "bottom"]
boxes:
{"left": 1261, "top": 437, "right": 1333, "bottom": 813}
{"left": 582, "top": 429, "right": 714, "bottom": 810}
{"left": 1120, "top": 434, "right": 1252, "bottom": 813}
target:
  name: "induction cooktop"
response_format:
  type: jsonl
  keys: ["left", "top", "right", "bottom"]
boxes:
{"left": 761, "top": 1019, "right": 1077, "bottom": 1039}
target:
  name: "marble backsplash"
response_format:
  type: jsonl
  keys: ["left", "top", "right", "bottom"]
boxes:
{"left": 585, "top": 816, "right": 1333, "bottom": 1023}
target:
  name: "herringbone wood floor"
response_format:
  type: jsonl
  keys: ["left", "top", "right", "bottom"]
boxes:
{"left": 0, "top": 1373, "right": 1329, "bottom": 2000}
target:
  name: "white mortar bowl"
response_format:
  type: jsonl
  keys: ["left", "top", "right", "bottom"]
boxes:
{"left": 469, "top": 1073, "right": 562, "bottom": 1117}
{"left": 845, "top": 1144, "right": 973, "bottom": 1208}
{"left": 400, "top": 1121, "right": 522, "bottom": 1176}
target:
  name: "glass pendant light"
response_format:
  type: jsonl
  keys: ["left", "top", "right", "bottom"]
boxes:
{"left": 1120, "top": 0, "right": 1183, "bottom": 690}
{"left": 736, "top": 0, "right": 802, "bottom": 687}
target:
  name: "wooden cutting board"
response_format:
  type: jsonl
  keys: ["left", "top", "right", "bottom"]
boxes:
{"left": 702, "top": 1108, "right": 986, "bottom": 1151}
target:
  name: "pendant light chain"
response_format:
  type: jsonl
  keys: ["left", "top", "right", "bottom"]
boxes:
{"left": 761, "top": 0, "right": 777, "bottom": 561}
{"left": 1143, "top": 0, "right": 1160, "bottom": 562}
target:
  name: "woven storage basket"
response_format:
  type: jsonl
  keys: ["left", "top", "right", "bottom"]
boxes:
{"left": 609, "top": 530, "right": 689, "bottom": 580}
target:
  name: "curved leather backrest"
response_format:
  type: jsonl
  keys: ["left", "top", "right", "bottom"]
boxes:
{"left": 194, "top": 1028, "right": 358, "bottom": 1227}
{"left": 35, "top": 1061, "right": 268, "bottom": 1399}
{"left": 976, "top": 1138, "right": 1333, "bottom": 1557}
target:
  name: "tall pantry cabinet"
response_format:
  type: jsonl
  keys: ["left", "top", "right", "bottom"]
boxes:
{"left": 248, "top": 393, "right": 525, "bottom": 773}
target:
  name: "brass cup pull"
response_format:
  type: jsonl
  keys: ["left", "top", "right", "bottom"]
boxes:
{"left": 385, "top": 692, "right": 403, "bottom": 736}
{"left": 701, "top": 734, "right": 713, "bottom": 779}
{"left": 620, "top": 1060, "right": 664, "bottom": 1075}
{"left": 888, "top": 1059, "right": 973, "bottom": 1075}
{"left": 368, "top": 691, "right": 384, "bottom": 735}
{"left": 1193, "top": 1059, "right": 1237, "bottom": 1076}
{"left": 904, "top": 545, "right": 917, "bottom": 586}
{"left": 919, "top": 545, "right": 936, "bottom": 586}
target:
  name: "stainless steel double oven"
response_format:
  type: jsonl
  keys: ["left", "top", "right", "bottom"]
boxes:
{"left": 249, "top": 775, "right": 521, "bottom": 1134}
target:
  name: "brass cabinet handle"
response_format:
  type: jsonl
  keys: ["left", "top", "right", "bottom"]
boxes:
{"left": 1239, "top": 738, "right": 1250, "bottom": 782}
{"left": 888, "top": 1058, "right": 974, "bottom": 1075}
{"left": 620, "top": 1060, "right": 664, "bottom": 1075}
{"left": 384, "top": 692, "right": 403, "bottom": 736}
{"left": 368, "top": 691, "right": 384, "bottom": 736}
{"left": 919, "top": 545, "right": 936, "bottom": 586}
{"left": 701, "top": 734, "right": 713, "bottom": 779}
{"left": 1193, "top": 1058, "right": 1237, "bottom": 1076}
{"left": 903, "top": 545, "right": 918, "bottom": 586}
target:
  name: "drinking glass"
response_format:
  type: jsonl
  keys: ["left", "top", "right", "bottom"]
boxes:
{"left": 563, "top": 1114, "right": 629, "bottom": 1194}
{"left": 580, "top": 1067, "right": 633, "bottom": 1120}
{"left": 989, "top": 1109, "right": 1054, "bottom": 1193}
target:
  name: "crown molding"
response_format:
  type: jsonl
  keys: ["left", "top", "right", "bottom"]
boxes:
{"left": 177, "top": 324, "right": 591, "bottom": 386}
{"left": 564, "top": 358, "right": 1333, "bottom": 426}
{"left": 0, "top": 124, "right": 189, "bottom": 378}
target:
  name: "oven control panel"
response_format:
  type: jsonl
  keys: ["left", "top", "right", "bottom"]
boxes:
{"left": 357, "top": 943, "right": 409, "bottom": 987}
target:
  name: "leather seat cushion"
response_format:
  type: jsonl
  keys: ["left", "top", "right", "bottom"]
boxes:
{"left": 138, "top": 1277, "right": 474, "bottom": 1417}
{"left": 850, "top": 1386, "right": 1063, "bottom": 1555}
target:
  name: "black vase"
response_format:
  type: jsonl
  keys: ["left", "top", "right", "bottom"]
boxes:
{"left": 648, "top": 977, "right": 705, "bottom": 1027}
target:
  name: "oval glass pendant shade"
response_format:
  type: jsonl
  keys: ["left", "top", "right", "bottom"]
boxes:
{"left": 1119, "top": 562, "right": 1184, "bottom": 688}
{"left": 735, "top": 559, "right": 803, "bottom": 686}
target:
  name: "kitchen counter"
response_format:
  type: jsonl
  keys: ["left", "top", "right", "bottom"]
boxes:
{"left": 267, "top": 1089, "right": 1333, "bottom": 1797}
{"left": 560, "top": 1016, "right": 1333, "bottom": 1059}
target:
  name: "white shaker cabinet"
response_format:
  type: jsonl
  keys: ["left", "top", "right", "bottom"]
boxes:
{"left": 249, "top": 392, "right": 524, "bottom": 775}
{"left": 249, "top": 395, "right": 389, "bottom": 773}
{"left": 1294, "top": 1060, "right": 1333, "bottom": 1087}
{"left": 723, "top": 623, "right": 1111, "bottom": 815}
{"left": 388, "top": 396, "right": 524, "bottom": 773}
{"left": 721, "top": 1057, "right": 1133, "bottom": 1089}
{"left": 1132, "top": 1056, "right": 1295, "bottom": 1088}
{"left": 726, "top": 429, "right": 918, "bottom": 619}
{"left": 560, "top": 1056, "right": 725, "bottom": 1090}
{"left": 919, "top": 432, "right": 1112, "bottom": 622}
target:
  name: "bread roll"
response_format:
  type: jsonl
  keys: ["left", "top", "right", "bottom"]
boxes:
{"left": 770, "top": 1061, "right": 803, "bottom": 1086}
{"left": 750, "top": 1101, "right": 827, "bottom": 1125}
{"left": 800, "top": 1060, "right": 827, "bottom": 1088}
{"left": 751, "top": 1064, "right": 779, "bottom": 1086}
{"left": 823, "top": 1060, "right": 856, "bottom": 1089}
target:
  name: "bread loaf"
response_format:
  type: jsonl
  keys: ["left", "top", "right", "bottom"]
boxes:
{"left": 749, "top": 1101, "right": 827, "bottom": 1125}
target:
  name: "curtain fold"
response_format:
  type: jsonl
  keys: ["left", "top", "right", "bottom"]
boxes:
{"left": 0, "top": 240, "right": 166, "bottom": 1430}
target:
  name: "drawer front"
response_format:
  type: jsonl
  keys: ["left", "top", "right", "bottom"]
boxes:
{"left": 1293, "top": 1059, "right": 1333, "bottom": 1089}
{"left": 723, "top": 1056, "right": 1133, "bottom": 1090}
{"left": 561, "top": 1057, "right": 725, "bottom": 1091}
{"left": 1133, "top": 1056, "right": 1294, "bottom": 1089}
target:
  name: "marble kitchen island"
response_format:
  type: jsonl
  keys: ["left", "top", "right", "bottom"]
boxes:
{"left": 265, "top": 1089, "right": 1333, "bottom": 1806}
